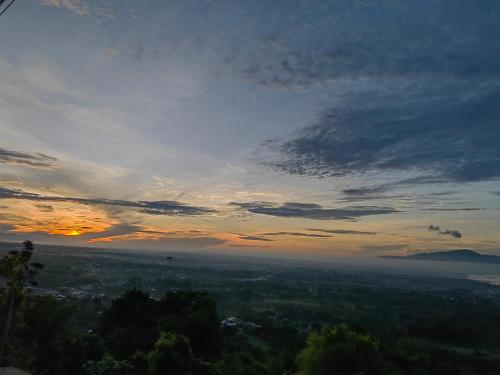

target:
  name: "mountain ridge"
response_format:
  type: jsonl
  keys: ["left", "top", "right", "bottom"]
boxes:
{"left": 380, "top": 249, "right": 500, "bottom": 264}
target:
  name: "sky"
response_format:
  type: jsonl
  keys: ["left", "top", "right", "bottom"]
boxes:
{"left": 0, "top": 0, "right": 499, "bottom": 258}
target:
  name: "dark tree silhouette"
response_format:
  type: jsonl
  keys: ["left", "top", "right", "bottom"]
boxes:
{"left": 0, "top": 240, "right": 43, "bottom": 364}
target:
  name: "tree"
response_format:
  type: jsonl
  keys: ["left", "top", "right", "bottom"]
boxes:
{"left": 101, "top": 289, "right": 158, "bottom": 333}
{"left": 0, "top": 240, "right": 43, "bottom": 365}
{"left": 100, "top": 289, "right": 159, "bottom": 359}
{"left": 295, "top": 324, "right": 381, "bottom": 375}
{"left": 19, "top": 295, "right": 77, "bottom": 374}
{"left": 146, "top": 332, "right": 196, "bottom": 375}
{"left": 158, "top": 291, "right": 222, "bottom": 360}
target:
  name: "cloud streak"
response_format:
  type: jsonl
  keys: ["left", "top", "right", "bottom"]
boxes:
{"left": 0, "top": 147, "right": 58, "bottom": 169}
{"left": 422, "top": 208, "right": 484, "bottom": 212}
{"left": 230, "top": 201, "right": 398, "bottom": 220}
{"left": 239, "top": 235, "right": 274, "bottom": 242}
{"left": 261, "top": 231, "right": 332, "bottom": 239}
{"left": 0, "top": 187, "right": 214, "bottom": 216}
{"left": 306, "top": 228, "right": 377, "bottom": 235}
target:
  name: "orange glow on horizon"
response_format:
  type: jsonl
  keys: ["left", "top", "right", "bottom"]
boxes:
{"left": 1, "top": 200, "right": 116, "bottom": 237}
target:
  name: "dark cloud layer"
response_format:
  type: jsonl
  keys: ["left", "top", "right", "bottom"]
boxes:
{"left": 265, "top": 85, "right": 500, "bottom": 182}
{"left": 0, "top": 147, "right": 57, "bottom": 169}
{"left": 251, "top": 1, "right": 500, "bottom": 185}
{"left": 230, "top": 201, "right": 398, "bottom": 220}
{"left": 231, "top": 1, "right": 500, "bottom": 87}
{"left": 428, "top": 224, "right": 462, "bottom": 239}
{"left": 0, "top": 187, "right": 214, "bottom": 216}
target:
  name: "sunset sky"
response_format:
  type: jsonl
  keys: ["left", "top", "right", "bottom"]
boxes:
{"left": 0, "top": 0, "right": 499, "bottom": 257}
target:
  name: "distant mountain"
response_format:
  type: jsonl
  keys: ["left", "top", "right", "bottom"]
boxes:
{"left": 380, "top": 249, "right": 500, "bottom": 264}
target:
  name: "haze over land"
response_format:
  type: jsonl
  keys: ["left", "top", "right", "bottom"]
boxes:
{"left": 0, "top": 0, "right": 499, "bottom": 259}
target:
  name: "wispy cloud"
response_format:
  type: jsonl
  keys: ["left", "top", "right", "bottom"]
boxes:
{"left": 0, "top": 187, "right": 214, "bottom": 216}
{"left": 0, "top": 147, "right": 58, "bottom": 169}
{"left": 84, "top": 224, "right": 226, "bottom": 248}
{"left": 40, "top": 0, "right": 89, "bottom": 16}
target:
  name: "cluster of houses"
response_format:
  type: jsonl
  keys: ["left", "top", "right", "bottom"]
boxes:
{"left": 221, "top": 316, "right": 261, "bottom": 331}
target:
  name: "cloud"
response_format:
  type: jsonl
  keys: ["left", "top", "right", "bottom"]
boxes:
{"left": 0, "top": 147, "right": 58, "bottom": 169}
{"left": 342, "top": 186, "right": 387, "bottom": 197}
{"left": 422, "top": 208, "right": 484, "bottom": 212}
{"left": 263, "top": 83, "right": 500, "bottom": 183}
{"left": 339, "top": 179, "right": 464, "bottom": 203}
{"left": 35, "top": 204, "right": 54, "bottom": 212}
{"left": 239, "top": 235, "right": 274, "bottom": 242}
{"left": 40, "top": 0, "right": 89, "bottom": 16}
{"left": 230, "top": 201, "right": 398, "bottom": 220}
{"left": 83, "top": 224, "right": 226, "bottom": 247}
{"left": 306, "top": 228, "right": 377, "bottom": 235}
{"left": 246, "top": 2, "right": 500, "bottom": 185}
{"left": 339, "top": 185, "right": 395, "bottom": 202}
{"left": 81, "top": 223, "right": 227, "bottom": 249}
{"left": 231, "top": 1, "right": 500, "bottom": 87}
{"left": 0, "top": 187, "right": 214, "bottom": 216}
{"left": 261, "top": 231, "right": 332, "bottom": 238}
{"left": 82, "top": 223, "right": 143, "bottom": 240}
{"left": 428, "top": 224, "right": 462, "bottom": 239}
{"left": 239, "top": 228, "right": 378, "bottom": 241}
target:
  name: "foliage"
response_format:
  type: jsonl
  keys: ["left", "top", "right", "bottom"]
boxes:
{"left": 146, "top": 332, "right": 195, "bottom": 375}
{"left": 100, "top": 289, "right": 222, "bottom": 361}
{"left": 84, "top": 355, "right": 133, "bottom": 375}
{"left": 295, "top": 324, "right": 381, "bottom": 375}
{"left": 158, "top": 290, "right": 222, "bottom": 359}
{"left": 100, "top": 289, "right": 159, "bottom": 359}
{"left": 2, "top": 242, "right": 500, "bottom": 375}
{"left": 0, "top": 240, "right": 43, "bottom": 294}
{"left": 0, "top": 241, "right": 43, "bottom": 365}
{"left": 214, "top": 352, "right": 270, "bottom": 375}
